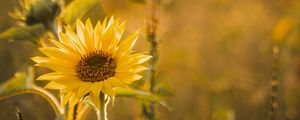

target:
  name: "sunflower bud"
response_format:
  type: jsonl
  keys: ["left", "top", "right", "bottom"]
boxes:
{"left": 25, "top": 0, "right": 60, "bottom": 26}
{"left": 10, "top": 0, "right": 60, "bottom": 27}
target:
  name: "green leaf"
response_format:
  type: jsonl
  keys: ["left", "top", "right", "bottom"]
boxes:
{"left": 115, "top": 87, "right": 170, "bottom": 110}
{"left": 63, "top": 0, "right": 99, "bottom": 24}
{"left": 0, "top": 72, "right": 27, "bottom": 99}
{"left": 0, "top": 66, "right": 34, "bottom": 100}
{"left": 155, "top": 83, "right": 174, "bottom": 97}
{"left": 0, "top": 24, "right": 46, "bottom": 42}
{"left": 0, "top": 66, "right": 64, "bottom": 116}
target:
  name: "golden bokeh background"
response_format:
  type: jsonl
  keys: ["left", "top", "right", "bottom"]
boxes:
{"left": 1, "top": 0, "right": 300, "bottom": 120}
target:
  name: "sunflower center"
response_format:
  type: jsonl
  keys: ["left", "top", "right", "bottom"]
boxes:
{"left": 76, "top": 51, "right": 116, "bottom": 82}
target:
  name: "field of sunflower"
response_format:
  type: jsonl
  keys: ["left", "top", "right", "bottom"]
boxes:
{"left": 1, "top": 0, "right": 300, "bottom": 120}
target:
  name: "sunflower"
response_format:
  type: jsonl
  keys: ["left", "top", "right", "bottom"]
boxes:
{"left": 9, "top": 0, "right": 60, "bottom": 26}
{"left": 32, "top": 17, "right": 151, "bottom": 108}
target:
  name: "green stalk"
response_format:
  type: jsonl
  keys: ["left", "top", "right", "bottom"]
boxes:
{"left": 101, "top": 93, "right": 108, "bottom": 120}
{"left": 271, "top": 45, "right": 287, "bottom": 120}
{"left": 271, "top": 46, "right": 279, "bottom": 120}
{"left": 0, "top": 86, "right": 64, "bottom": 118}
{"left": 31, "top": 85, "right": 64, "bottom": 116}
{"left": 28, "top": 67, "right": 64, "bottom": 116}
{"left": 143, "top": 0, "right": 159, "bottom": 120}
{"left": 96, "top": 92, "right": 108, "bottom": 120}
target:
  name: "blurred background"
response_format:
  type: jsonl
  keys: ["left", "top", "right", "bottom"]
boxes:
{"left": 1, "top": 0, "right": 300, "bottom": 120}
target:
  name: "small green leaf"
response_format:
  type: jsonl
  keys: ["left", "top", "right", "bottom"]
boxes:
{"left": 63, "top": 0, "right": 99, "bottom": 24}
{"left": 0, "top": 72, "right": 26, "bottom": 99}
{"left": 0, "top": 24, "right": 46, "bottom": 42}
{"left": 0, "top": 66, "right": 34, "bottom": 100}
{"left": 115, "top": 87, "right": 170, "bottom": 110}
{"left": 155, "top": 83, "right": 173, "bottom": 97}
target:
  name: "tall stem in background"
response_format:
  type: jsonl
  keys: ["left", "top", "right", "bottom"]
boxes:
{"left": 147, "top": 0, "right": 159, "bottom": 94}
{"left": 271, "top": 46, "right": 279, "bottom": 120}
{"left": 143, "top": 0, "right": 159, "bottom": 119}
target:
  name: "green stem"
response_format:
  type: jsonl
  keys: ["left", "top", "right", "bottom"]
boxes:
{"left": 271, "top": 45, "right": 286, "bottom": 120}
{"left": 0, "top": 87, "right": 63, "bottom": 118}
{"left": 96, "top": 92, "right": 108, "bottom": 120}
{"left": 31, "top": 85, "right": 64, "bottom": 116}
{"left": 271, "top": 46, "right": 278, "bottom": 120}
{"left": 143, "top": 0, "right": 159, "bottom": 120}
{"left": 96, "top": 108, "right": 101, "bottom": 120}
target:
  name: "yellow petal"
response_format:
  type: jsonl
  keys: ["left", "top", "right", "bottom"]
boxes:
{"left": 48, "top": 39, "right": 79, "bottom": 56}
{"left": 64, "top": 26, "right": 86, "bottom": 54}
{"left": 69, "top": 92, "right": 80, "bottom": 108}
{"left": 130, "top": 65, "right": 148, "bottom": 72}
{"left": 85, "top": 19, "right": 93, "bottom": 34}
{"left": 62, "top": 91, "right": 73, "bottom": 106}
{"left": 107, "top": 77, "right": 126, "bottom": 87}
{"left": 84, "top": 19, "right": 94, "bottom": 50}
{"left": 108, "top": 21, "right": 126, "bottom": 54}
{"left": 59, "top": 32, "right": 78, "bottom": 51}
{"left": 59, "top": 32, "right": 83, "bottom": 55}
{"left": 115, "top": 22, "right": 126, "bottom": 41}
{"left": 101, "top": 17, "right": 108, "bottom": 31}
{"left": 39, "top": 47, "right": 79, "bottom": 63}
{"left": 32, "top": 56, "right": 75, "bottom": 72}
{"left": 31, "top": 56, "right": 48, "bottom": 63}
{"left": 62, "top": 81, "right": 85, "bottom": 90}
{"left": 102, "top": 80, "right": 116, "bottom": 97}
{"left": 60, "top": 89, "right": 67, "bottom": 96}
{"left": 101, "top": 18, "right": 121, "bottom": 52}
{"left": 37, "top": 72, "right": 77, "bottom": 80}
{"left": 44, "top": 82, "right": 65, "bottom": 89}
{"left": 91, "top": 81, "right": 103, "bottom": 96}
{"left": 36, "top": 61, "right": 75, "bottom": 74}
{"left": 107, "top": 18, "right": 122, "bottom": 42}
{"left": 104, "top": 16, "right": 115, "bottom": 32}
{"left": 117, "top": 65, "right": 148, "bottom": 73}
{"left": 76, "top": 19, "right": 84, "bottom": 39}
{"left": 117, "top": 54, "right": 152, "bottom": 69}
{"left": 115, "top": 73, "right": 143, "bottom": 83}
{"left": 115, "top": 30, "right": 140, "bottom": 57}
{"left": 94, "top": 21, "right": 103, "bottom": 50}
{"left": 40, "top": 39, "right": 50, "bottom": 47}
{"left": 76, "top": 19, "right": 87, "bottom": 49}
{"left": 77, "top": 84, "right": 92, "bottom": 98}
{"left": 89, "top": 92, "right": 100, "bottom": 108}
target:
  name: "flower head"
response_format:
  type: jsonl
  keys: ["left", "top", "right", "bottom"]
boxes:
{"left": 9, "top": 0, "right": 60, "bottom": 26}
{"left": 32, "top": 17, "right": 151, "bottom": 107}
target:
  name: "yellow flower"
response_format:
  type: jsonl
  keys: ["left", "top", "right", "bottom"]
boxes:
{"left": 32, "top": 17, "right": 151, "bottom": 107}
